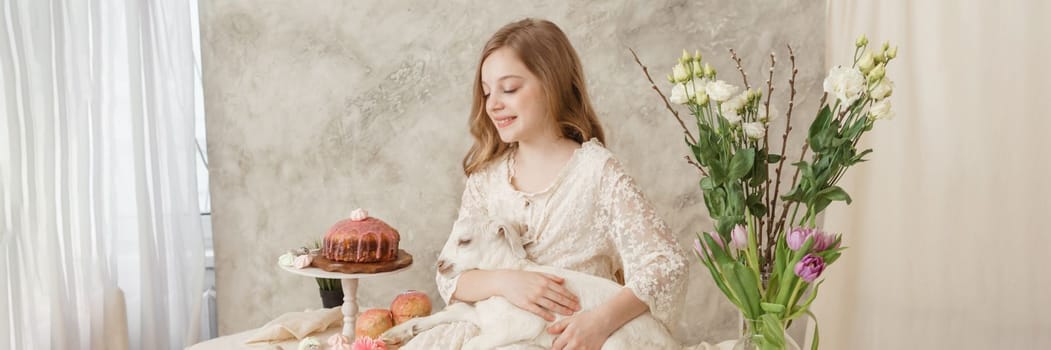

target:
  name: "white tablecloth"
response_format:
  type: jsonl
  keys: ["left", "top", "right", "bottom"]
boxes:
{"left": 184, "top": 310, "right": 736, "bottom": 350}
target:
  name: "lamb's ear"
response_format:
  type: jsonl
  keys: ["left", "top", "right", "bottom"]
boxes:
{"left": 497, "top": 221, "right": 528, "bottom": 259}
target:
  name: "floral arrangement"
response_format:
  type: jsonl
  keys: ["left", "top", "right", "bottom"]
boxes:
{"left": 631, "top": 35, "right": 896, "bottom": 349}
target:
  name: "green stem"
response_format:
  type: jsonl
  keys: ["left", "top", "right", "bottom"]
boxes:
{"left": 785, "top": 278, "right": 806, "bottom": 316}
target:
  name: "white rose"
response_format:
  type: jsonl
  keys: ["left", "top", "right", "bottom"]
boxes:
{"left": 743, "top": 122, "right": 766, "bottom": 139}
{"left": 669, "top": 83, "right": 689, "bottom": 104}
{"left": 869, "top": 99, "right": 894, "bottom": 120}
{"left": 871, "top": 78, "right": 894, "bottom": 100}
{"left": 706, "top": 80, "right": 739, "bottom": 102}
{"left": 823, "top": 66, "right": 866, "bottom": 106}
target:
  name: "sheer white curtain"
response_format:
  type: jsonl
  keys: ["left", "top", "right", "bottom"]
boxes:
{"left": 1, "top": 0, "right": 205, "bottom": 349}
{"left": 813, "top": 0, "right": 1051, "bottom": 349}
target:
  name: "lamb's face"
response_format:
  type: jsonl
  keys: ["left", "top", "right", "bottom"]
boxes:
{"left": 436, "top": 217, "right": 527, "bottom": 277}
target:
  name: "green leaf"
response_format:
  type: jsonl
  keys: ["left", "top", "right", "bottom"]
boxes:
{"left": 850, "top": 149, "right": 873, "bottom": 164}
{"left": 703, "top": 187, "right": 727, "bottom": 217}
{"left": 709, "top": 160, "right": 728, "bottom": 184}
{"left": 715, "top": 217, "right": 735, "bottom": 236}
{"left": 818, "top": 186, "right": 853, "bottom": 204}
{"left": 728, "top": 148, "right": 756, "bottom": 180}
{"left": 747, "top": 201, "right": 768, "bottom": 218}
{"left": 760, "top": 313, "right": 786, "bottom": 348}
{"left": 809, "top": 106, "right": 832, "bottom": 140}
{"left": 749, "top": 149, "right": 770, "bottom": 186}
{"left": 727, "top": 262, "right": 761, "bottom": 317}
{"left": 806, "top": 310, "right": 821, "bottom": 350}
{"left": 761, "top": 302, "right": 786, "bottom": 314}
{"left": 703, "top": 233, "right": 734, "bottom": 264}
{"left": 787, "top": 280, "right": 823, "bottom": 320}
{"left": 813, "top": 197, "right": 832, "bottom": 214}
{"left": 767, "top": 153, "right": 783, "bottom": 163}
{"left": 700, "top": 177, "right": 716, "bottom": 191}
{"left": 695, "top": 233, "right": 741, "bottom": 307}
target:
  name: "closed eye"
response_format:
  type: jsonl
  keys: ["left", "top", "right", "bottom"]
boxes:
{"left": 458, "top": 239, "right": 472, "bottom": 246}
{"left": 503, "top": 88, "right": 518, "bottom": 94}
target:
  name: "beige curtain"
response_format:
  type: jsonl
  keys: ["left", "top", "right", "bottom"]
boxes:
{"left": 811, "top": 0, "right": 1051, "bottom": 348}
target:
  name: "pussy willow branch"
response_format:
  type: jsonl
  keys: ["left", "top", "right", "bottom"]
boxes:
{"left": 629, "top": 48, "right": 698, "bottom": 146}
{"left": 685, "top": 156, "right": 708, "bottom": 176}
{"left": 730, "top": 48, "right": 750, "bottom": 90}
{"left": 760, "top": 52, "right": 776, "bottom": 258}
{"left": 773, "top": 45, "right": 809, "bottom": 239}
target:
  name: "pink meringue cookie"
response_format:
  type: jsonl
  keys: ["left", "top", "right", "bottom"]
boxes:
{"left": 292, "top": 254, "right": 313, "bottom": 269}
{"left": 349, "top": 208, "right": 369, "bottom": 221}
{"left": 327, "top": 334, "right": 352, "bottom": 350}
{"left": 351, "top": 337, "right": 388, "bottom": 350}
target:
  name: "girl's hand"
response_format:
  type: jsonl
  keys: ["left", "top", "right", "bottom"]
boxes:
{"left": 547, "top": 310, "right": 615, "bottom": 350}
{"left": 496, "top": 270, "right": 580, "bottom": 321}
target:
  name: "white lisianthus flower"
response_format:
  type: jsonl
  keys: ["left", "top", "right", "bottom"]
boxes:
{"left": 871, "top": 79, "right": 894, "bottom": 100}
{"left": 869, "top": 99, "right": 894, "bottom": 120}
{"left": 758, "top": 104, "right": 779, "bottom": 123}
{"left": 692, "top": 60, "right": 704, "bottom": 78}
{"left": 823, "top": 66, "right": 866, "bottom": 106}
{"left": 686, "top": 79, "right": 709, "bottom": 101}
{"left": 724, "top": 111, "right": 743, "bottom": 124}
{"left": 673, "top": 63, "right": 690, "bottom": 83}
{"left": 743, "top": 122, "right": 766, "bottom": 139}
{"left": 669, "top": 83, "right": 689, "bottom": 104}
{"left": 706, "top": 80, "right": 739, "bottom": 102}
{"left": 858, "top": 51, "right": 875, "bottom": 74}
{"left": 720, "top": 91, "right": 747, "bottom": 114}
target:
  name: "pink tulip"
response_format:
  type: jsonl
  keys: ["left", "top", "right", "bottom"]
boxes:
{"left": 730, "top": 225, "right": 748, "bottom": 250}
{"left": 694, "top": 232, "right": 725, "bottom": 257}
{"left": 708, "top": 231, "right": 725, "bottom": 248}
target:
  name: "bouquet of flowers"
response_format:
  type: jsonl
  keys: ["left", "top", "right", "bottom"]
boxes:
{"left": 631, "top": 35, "right": 896, "bottom": 349}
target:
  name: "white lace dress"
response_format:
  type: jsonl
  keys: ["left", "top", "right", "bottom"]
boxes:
{"left": 402, "top": 139, "right": 689, "bottom": 349}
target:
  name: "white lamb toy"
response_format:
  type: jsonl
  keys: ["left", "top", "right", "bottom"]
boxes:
{"left": 381, "top": 217, "right": 682, "bottom": 350}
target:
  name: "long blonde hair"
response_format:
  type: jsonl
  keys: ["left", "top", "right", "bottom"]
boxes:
{"left": 462, "top": 18, "right": 606, "bottom": 176}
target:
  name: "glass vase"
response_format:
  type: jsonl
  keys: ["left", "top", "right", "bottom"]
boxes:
{"left": 732, "top": 317, "right": 801, "bottom": 350}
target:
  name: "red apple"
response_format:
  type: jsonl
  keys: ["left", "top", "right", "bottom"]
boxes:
{"left": 390, "top": 290, "right": 432, "bottom": 324}
{"left": 355, "top": 309, "right": 394, "bottom": 340}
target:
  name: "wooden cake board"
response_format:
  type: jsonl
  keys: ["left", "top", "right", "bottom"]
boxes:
{"left": 311, "top": 249, "right": 413, "bottom": 274}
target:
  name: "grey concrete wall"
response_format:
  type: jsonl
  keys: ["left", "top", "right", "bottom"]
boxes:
{"left": 200, "top": 0, "right": 824, "bottom": 344}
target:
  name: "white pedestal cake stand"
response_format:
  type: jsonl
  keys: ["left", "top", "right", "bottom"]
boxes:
{"left": 279, "top": 262, "right": 412, "bottom": 338}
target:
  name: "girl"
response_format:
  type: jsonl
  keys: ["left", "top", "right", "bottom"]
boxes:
{"left": 407, "top": 18, "right": 688, "bottom": 350}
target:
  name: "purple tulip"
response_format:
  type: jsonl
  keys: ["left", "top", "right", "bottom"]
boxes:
{"left": 812, "top": 231, "right": 840, "bottom": 252}
{"left": 794, "top": 254, "right": 826, "bottom": 283}
{"left": 730, "top": 225, "right": 748, "bottom": 250}
{"left": 787, "top": 227, "right": 839, "bottom": 252}
{"left": 786, "top": 227, "right": 814, "bottom": 251}
{"left": 693, "top": 238, "right": 704, "bottom": 256}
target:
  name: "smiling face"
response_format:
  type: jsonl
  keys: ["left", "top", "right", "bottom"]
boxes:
{"left": 480, "top": 47, "right": 556, "bottom": 144}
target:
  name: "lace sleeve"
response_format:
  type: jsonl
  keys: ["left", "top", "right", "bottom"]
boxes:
{"left": 600, "top": 158, "right": 689, "bottom": 327}
{"left": 436, "top": 173, "right": 488, "bottom": 305}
